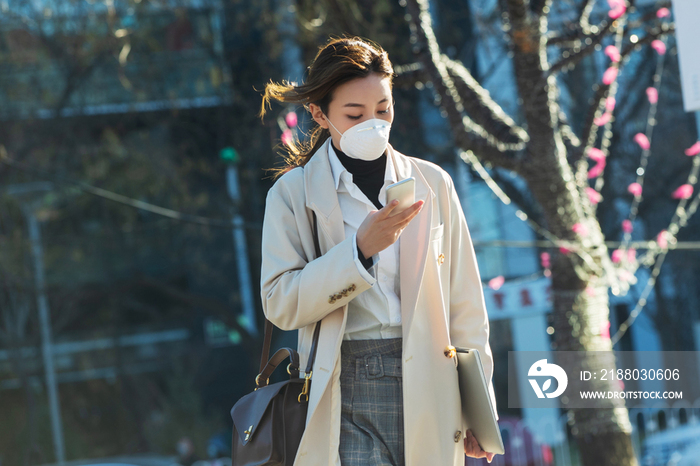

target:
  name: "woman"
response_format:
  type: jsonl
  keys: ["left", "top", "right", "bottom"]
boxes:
{"left": 259, "top": 36, "right": 498, "bottom": 466}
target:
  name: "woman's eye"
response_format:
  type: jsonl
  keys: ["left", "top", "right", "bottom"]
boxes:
{"left": 348, "top": 107, "right": 391, "bottom": 120}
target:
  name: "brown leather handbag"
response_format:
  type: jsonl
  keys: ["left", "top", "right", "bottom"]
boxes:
{"left": 230, "top": 212, "right": 323, "bottom": 465}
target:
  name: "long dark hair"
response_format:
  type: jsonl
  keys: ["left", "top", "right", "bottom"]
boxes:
{"left": 260, "top": 36, "right": 394, "bottom": 179}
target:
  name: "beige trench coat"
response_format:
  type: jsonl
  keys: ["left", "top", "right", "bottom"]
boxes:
{"left": 260, "top": 138, "right": 498, "bottom": 466}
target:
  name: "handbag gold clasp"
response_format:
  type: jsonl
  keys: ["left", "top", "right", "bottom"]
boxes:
{"left": 298, "top": 371, "right": 312, "bottom": 403}
{"left": 255, "top": 373, "right": 269, "bottom": 388}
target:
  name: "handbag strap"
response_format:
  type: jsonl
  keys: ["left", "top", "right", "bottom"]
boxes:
{"left": 257, "top": 347, "right": 300, "bottom": 384}
{"left": 259, "top": 211, "right": 323, "bottom": 376}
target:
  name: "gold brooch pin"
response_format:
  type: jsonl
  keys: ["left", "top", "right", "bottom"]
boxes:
{"left": 438, "top": 253, "right": 445, "bottom": 265}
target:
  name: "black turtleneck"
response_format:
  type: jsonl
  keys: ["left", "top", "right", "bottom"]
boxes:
{"left": 332, "top": 142, "right": 386, "bottom": 210}
{"left": 332, "top": 141, "right": 387, "bottom": 269}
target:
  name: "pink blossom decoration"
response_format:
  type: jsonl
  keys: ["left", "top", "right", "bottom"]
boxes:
{"left": 685, "top": 142, "right": 700, "bottom": 156}
{"left": 588, "top": 160, "right": 606, "bottom": 178}
{"left": 559, "top": 245, "right": 572, "bottom": 254}
{"left": 672, "top": 184, "right": 694, "bottom": 199}
{"left": 627, "top": 182, "right": 642, "bottom": 197}
{"left": 602, "top": 67, "right": 619, "bottom": 85}
{"left": 600, "top": 320, "right": 611, "bottom": 339}
{"left": 285, "top": 111, "right": 298, "bottom": 128}
{"left": 609, "top": 8, "right": 626, "bottom": 19}
{"left": 281, "top": 128, "right": 293, "bottom": 145}
{"left": 607, "top": 0, "right": 626, "bottom": 19}
{"left": 586, "top": 286, "right": 596, "bottom": 297}
{"left": 594, "top": 112, "right": 612, "bottom": 127}
{"left": 587, "top": 147, "right": 606, "bottom": 162}
{"left": 657, "top": 230, "right": 668, "bottom": 249}
{"left": 622, "top": 219, "right": 633, "bottom": 233}
{"left": 488, "top": 275, "right": 505, "bottom": 290}
{"left": 627, "top": 248, "right": 636, "bottom": 262}
{"left": 634, "top": 133, "right": 650, "bottom": 150}
{"left": 605, "top": 45, "right": 621, "bottom": 63}
{"left": 617, "top": 379, "right": 625, "bottom": 390}
{"left": 646, "top": 87, "right": 658, "bottom": 104}
{"left": 540, "top": 252, "right": 550, "bottom": 268}
{"left": 586, "top": 187, "right": 603, "bottom": 204}
{"left": 656, "top": 7, "right": 670, "bottom": 18}
{"left": 651, "top": 40, "right": 667, "bottom": 55}
{"left": 572, "top": 222, "right": 589, "bottom": 237}
{"left": 619, "top": 269, "right": 635, "bottom": 283}
{"left": 605, "top": 97, "right": 616, "bottom": 112}
{"left": 612, "top": 248, "right": 624, "bottom": 263}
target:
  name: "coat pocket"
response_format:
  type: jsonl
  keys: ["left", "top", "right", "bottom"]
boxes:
{"left": 430, "top": 222, "right": 445, "bottom": 241}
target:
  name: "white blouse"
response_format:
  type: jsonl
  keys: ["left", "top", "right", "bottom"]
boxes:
{"left": 327, "top": 144, "right": 403, "bottom": 340}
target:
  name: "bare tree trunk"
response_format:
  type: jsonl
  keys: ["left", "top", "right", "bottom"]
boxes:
{"left": 550, "top": 265, "right": 636, "bottom": 466}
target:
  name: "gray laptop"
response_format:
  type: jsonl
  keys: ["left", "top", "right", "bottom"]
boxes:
{"left": 454, "top": 347, "right": 505, "bottom": 455}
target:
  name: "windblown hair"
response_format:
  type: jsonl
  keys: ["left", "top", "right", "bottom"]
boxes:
{"left": 260, "top": 36, "right": 394, "bottom": 179}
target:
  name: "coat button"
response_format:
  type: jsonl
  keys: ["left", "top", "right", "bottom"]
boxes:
{"left": 454, "top": 430, "right": 462, "bottom": 442}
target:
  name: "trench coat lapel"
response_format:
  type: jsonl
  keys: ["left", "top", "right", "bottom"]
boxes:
{"left": 389, "top": 144, "right": 435, "bottom": 339}
{"left": 304, "top": 139, "right": 345, "bottom": 250}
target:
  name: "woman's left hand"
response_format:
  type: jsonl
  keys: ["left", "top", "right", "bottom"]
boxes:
{"left": 464, "top": 429, "right": 495, "bottom": 463}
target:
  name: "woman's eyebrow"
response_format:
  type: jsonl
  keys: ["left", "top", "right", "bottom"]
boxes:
{"left": 342, "top": 98, "right": 389, "bottom": 108}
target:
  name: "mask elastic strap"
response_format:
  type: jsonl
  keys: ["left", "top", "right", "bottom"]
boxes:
{"left": 323, "top": 114, "right": 343, "bottom": 138}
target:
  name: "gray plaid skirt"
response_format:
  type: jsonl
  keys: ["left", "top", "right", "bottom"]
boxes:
{"left": 339, "top": 337, "right": 405, "bottom": 466}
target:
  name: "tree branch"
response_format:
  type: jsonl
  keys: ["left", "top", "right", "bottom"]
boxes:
{"left": 547, "top": 18, "right": 613, "bottom": 47}
{"left": 532, "top": 0, "right": 551, "bottom": 18}
{"left": 547, "top": 1, "right": 671, "bottom": 48}
{"left": 443, "top": 56, "right": 529, "bottom": 146}
{"left": 403, "top": 0, "right": 525, "bottom": 172}
{"left": 393, "top": 62, "right": 428, "bottom": 89}
{"left": 548, "top": 19, "right": 616, "bottom": 74}
{"left": 574, "top": 21, "right": 675, "bottom": 167}
{"left": 579, "top": 0, "right": 597, "bottom": 31}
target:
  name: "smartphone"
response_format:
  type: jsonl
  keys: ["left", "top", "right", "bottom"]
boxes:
{"left": 386, "top": 177, "right": 415, "bottom": 217}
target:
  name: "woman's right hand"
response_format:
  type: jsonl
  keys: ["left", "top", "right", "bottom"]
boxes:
{"left": 464, "top": 429, "right": 495, "bottom": 463}
{"left": 356, "top": 199, "right": 424, "bottom": 258}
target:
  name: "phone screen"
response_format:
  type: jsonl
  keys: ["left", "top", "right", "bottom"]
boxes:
{"left": 386, "top": 177, "right": 415, "bottom": 216}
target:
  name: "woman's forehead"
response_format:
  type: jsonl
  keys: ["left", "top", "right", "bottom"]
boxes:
{"left": 332, "top": 74, "right": 392, "bottom": 105}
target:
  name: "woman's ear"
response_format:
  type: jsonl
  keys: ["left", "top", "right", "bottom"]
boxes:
{"left": 308, "top": 103, "right": 329, "bottom": 129}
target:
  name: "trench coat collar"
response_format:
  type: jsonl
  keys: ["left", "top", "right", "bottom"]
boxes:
{"left": 303, "top": 137, "right": 436, "bottom": 334}
{"left": 303, "top": 138, "right": 434, "bottom": 217}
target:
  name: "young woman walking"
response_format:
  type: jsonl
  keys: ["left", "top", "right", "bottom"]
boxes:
{"left": 259, "top": 36, "right": 498, "bottom": 466}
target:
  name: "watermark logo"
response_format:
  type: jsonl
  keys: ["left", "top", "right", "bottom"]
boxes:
{"left": 528, "top": 359, "right": 568, "bottom": 398}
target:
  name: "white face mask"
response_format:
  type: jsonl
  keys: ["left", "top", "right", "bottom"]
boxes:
{"left": 324, "top": 115, "right": 391, "bottom": 161}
